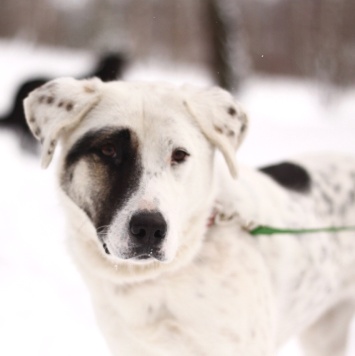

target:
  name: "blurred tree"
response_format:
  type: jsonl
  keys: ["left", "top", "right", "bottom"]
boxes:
{"left": 0, "top": 0, "right": 354, "bottom": 86}
{"left": 311, "top": 0, "right": 344, "bottom": 89}
{"left": 206, "top": 0, "right": 249, "bottom": 92}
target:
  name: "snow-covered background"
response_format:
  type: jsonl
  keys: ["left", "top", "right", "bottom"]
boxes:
{"left": 0, "top": 40, "right": 354, "bottom": 355}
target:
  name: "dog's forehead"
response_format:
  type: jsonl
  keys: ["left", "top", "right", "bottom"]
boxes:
{"left": 99, "top": 81, "right": 186, "bottom": 120}
{"left": 68, "top": 81, "right": 193, "bottom": 143}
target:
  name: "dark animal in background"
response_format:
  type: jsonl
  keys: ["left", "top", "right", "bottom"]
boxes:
{"left": 0, "top": 79, "right": 47, "bottom": 152}
{"left": 0, "top": 52, "right": 127, "bottom": 152}
{"left": 92, "top": 53, "right": 127, "bottom": 82}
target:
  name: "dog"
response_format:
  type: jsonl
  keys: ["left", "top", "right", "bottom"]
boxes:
{"left": 24, "top": 77, "right": 355, "bottom": 356}
{"left": 0, "top": 52, "right": 127, "bottom": 152}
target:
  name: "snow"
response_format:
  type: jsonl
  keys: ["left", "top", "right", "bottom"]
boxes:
{"left": 0, "top": 40, "right": 354, "bottom": 356}
{"left": 238, "top": 77, "right": 355, "bottom": 166}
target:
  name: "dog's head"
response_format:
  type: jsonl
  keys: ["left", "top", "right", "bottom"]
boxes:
{"left": 24, "top": 78, "right": 248, "bottom": 271}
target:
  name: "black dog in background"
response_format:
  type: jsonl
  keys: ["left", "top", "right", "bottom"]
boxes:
{"left": 0, "top": 52, "right": 127, "bottom": 152}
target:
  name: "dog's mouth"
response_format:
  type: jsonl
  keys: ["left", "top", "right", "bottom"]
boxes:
{"left": 128, "top": 247, "right": 164, "bottom": 262}
{"left": 102, "top": 242, "right": 165, "bottom": 262}
{"left": 136, "top": 254, "right": 151, "bottom": 260}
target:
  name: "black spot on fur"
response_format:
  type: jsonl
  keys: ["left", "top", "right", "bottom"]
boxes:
{"left": 147, "top": 306, "right": 154, "bottom": 315}
{"left": 63, "top": 127, "right": 142, "bottom": 231}
{"left": 319, "top": 171, "right": 332, "bottom": 187}
{"left": 228, "top": 107, "right": 236, "bottom": 116}
{"left": 320, "top": 190, "right": 334, "bottom": 214}
{"left": 34, "top": 127, "right": 41, "bottom": 137}
{"left": 46, "top": 96, "right": 54, "bottom": 104}
{"left": 259, "top": 162, "right": 312, "bottom": 193}
{"left": 39, "top": 95, "right": 46, "bottom": 103}
{"left": 66, "top": 102, "right": 74, "bottom": 111}
{"left": 333, "top": 184, "right": 341, "bottom": 192}
{"left": 214, "top": 125, "right": 223, "bottom": 134}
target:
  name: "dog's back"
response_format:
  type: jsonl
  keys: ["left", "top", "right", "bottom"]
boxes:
{"left": 250, "top": 154, "right": 355, "bottom": 349}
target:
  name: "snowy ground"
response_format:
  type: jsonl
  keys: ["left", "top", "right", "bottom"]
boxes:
{"left": 0, "top": 40, "right": 354, "bottom": 356}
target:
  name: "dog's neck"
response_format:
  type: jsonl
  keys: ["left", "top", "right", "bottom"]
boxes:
{"left": 211, "top": 162, "right": 291, "bottom": 231}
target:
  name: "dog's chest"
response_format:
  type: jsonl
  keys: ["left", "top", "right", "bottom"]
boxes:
{"left": 104, "top": 229, "right": 273, "bottom": 345}
{"left": 110, "top": 258, "right": 249, "bottom": 327}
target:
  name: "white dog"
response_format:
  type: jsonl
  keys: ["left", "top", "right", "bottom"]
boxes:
{"left": 24, "top": 77, "right": 355, "bottom": 356}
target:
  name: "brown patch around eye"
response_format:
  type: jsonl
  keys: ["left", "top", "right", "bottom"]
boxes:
{"left": 62, "top": 128, "right": 142, "bottom": 230}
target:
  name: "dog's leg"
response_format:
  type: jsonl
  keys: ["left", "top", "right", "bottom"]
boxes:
{"left": 300, "top": 299, "right": 355, "bottom": 356}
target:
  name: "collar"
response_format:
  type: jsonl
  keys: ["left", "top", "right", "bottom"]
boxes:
{"left": 207, "top": 205, "right": 355, "bottom": 236}
{"left": 207, "top": 204, "right": 257, "bottom": 231}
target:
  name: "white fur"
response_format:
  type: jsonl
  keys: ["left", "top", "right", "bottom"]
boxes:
{"left": 25, "top": 78, "right": 355, "bottom": 356}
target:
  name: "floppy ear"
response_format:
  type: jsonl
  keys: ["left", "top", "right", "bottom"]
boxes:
{"left": 24, "top": 77, "right": 102, "bottom": 168}
{"left": 183, "top": 86, "right": 248, "bottom": 178}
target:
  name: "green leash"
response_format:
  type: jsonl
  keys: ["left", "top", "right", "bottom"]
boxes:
{"left": 250, "top": 225, "right": 355, "bottom": 236}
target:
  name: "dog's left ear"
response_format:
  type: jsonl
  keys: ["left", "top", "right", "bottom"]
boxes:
{"left": 24, "top": 77, "right": 102, "bottom": 169}
{"left": 183, "top": 86, "right": 248, "bottom": 178}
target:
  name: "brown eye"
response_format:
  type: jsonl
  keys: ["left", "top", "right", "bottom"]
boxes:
{"left": 172, "top": 148, "right": 189, "bottom": 165}
{"left": 100, "top": 143, "right": 117, "bottom": 158}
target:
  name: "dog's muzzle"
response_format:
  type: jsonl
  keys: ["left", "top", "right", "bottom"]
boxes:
{"left": 127, "top": 210, "right": 167, "bottom": 261}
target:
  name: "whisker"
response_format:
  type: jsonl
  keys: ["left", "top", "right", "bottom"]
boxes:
{"left": 97, "top": 225, "right": 111, "bottom": 241}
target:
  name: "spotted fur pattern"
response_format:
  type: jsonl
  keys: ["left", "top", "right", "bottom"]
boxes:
{"left": 24, "top": 78, "right": 355, "bottom": 356}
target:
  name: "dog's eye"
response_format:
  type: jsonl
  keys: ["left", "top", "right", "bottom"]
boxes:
{"left": 171, "top": 148, "right": 190, "bottom": 165}
{"left": 100, "top": 143, "right": 117, "bottom": 158}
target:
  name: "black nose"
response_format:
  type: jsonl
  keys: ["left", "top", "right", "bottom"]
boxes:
{"left": 129, "top": 211, "right": 167, "bottom": 246}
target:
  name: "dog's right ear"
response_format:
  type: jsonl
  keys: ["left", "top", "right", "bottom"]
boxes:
{"left": 24, "top": 77, "right": 102, "bottom": 169}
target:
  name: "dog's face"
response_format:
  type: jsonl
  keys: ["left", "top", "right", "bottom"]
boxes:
{"left": 24, "top": 78, "right": 248, "bottom": 266}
